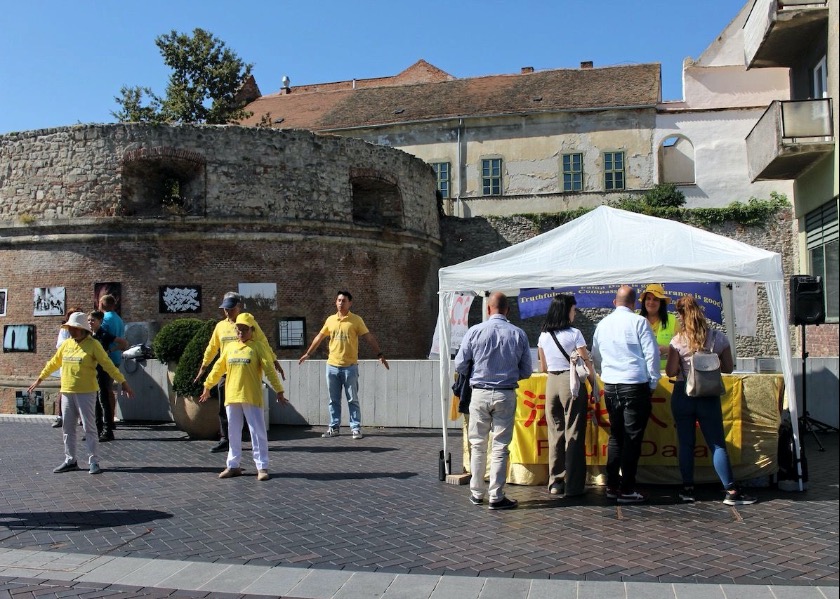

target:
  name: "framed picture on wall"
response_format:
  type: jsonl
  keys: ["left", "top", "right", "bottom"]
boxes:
{"left": 159, "top": 285, "right": 202, "bottom": 313}
{"left": 278, "top": 317, "right": 306, "bottom": 349}
{"left": 94, "top": 282, "right": 122, "bottom": 314}
{"left": 0, "top": 289, "right": 6, "bottom": 316}
{"left": 16, "top": 390, "right": 44, "bottom": 414}
{"left": 238, "top": 283, "right": 277, "bottom": 311}
{"left": 33, "top": 287, "right": 65, "bottom": 316}
{"left": 3, "top": 324, "right": 36, "bottom": 352}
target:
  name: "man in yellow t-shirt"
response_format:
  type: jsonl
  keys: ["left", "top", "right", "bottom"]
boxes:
{"left": 200, "top": 313, "right": 287, "bottom": 481}
{"left": 194, "top": 292, "right": 285, "bottom": 453}
{"left": 299, "top": 291, "right": 389, "bottom": 439}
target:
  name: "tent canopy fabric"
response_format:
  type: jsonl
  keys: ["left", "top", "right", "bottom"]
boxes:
{"left": 437, "top": 206, "right": 802, "bottom": 486}
{"left": 439, "top": 206, "right": 783, "bottom": 291}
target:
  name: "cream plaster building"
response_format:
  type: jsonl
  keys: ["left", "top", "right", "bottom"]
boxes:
{"left": 240, "top": 0, "right": 836, "bottom": 331}
{"left": 241, "top": 60, "right": 662, "bottom": 217}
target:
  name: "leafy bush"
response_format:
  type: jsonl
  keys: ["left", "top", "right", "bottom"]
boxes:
{"left": 152, "top": 318, "right": 204, "bottom": 364}
{"left": 173, "top": 319, "right": 218, "bottom": 397}
{"left": 507, "top": 189, "right": 788, "bottom": 233}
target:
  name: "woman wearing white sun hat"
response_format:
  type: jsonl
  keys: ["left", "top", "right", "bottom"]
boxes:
{"left": 28, "top": 312, "right": 134, "bottom": 475}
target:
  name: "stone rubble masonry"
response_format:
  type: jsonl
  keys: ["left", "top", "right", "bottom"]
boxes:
{"left": 0, "top": 124, "right": 443, "bottom": 407}
{"left": 1, "top": 124, "right": 835, "bottom": 413}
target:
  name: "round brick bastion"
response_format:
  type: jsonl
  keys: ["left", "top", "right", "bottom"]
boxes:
{"left": 0, "top": 123, "right": 443, "bottom": 411}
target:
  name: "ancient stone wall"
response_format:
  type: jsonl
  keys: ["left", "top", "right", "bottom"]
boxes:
{"left": 0, "top": 124, "right": 442, "bottom": 411}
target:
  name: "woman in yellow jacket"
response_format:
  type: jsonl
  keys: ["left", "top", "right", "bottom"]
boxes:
{"left": 639, "top": 284, "right": 679, "bottom": 371}
{"left": 199, "top": 313, "right": 288, "bottom": 481}
{"left": 28, "top": 312, "right": 134, "bottom": 475}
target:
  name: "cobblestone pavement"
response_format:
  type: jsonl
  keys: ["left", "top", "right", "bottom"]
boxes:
{"left": 0, "top": 417, "right": 836, "bottom": 597}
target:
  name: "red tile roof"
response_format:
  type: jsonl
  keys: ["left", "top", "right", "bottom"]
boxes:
{"left": 241, "top": 61, "right": 661, "bottom": 131}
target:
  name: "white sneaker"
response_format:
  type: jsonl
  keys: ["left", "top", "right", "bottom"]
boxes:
{"left": 352, "top": 430, "right": 363, "bottom": 440}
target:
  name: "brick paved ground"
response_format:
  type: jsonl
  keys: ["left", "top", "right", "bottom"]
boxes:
{"left": 0, "top": 418, "right": 837, "bottom": 597}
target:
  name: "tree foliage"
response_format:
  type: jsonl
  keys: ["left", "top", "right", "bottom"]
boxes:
{"left": 173, "top": 319, "right": 218, "bottom": 397}
{"left": 152, "top": 318, "right": 205, "bottom": 364}
{"left": 112, "top": 86, "right": 166, "bottom": 124}
{"left": 499, "top": 187, "right": 789, "bottom": 233}
{"left": 112, "top": 28, "right": 253, "bottom": 124}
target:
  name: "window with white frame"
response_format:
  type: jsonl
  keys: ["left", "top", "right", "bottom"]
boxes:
{"left": 278, "top": 317, "right": 306, "bottom": 349}
{"left": 813, "top": 56, "right": 827, "bottom": 99}
{"left": 562, "top": 153, "right": 583, "bottom": 191}
{"left": 603, "top": 151, "right": 625, "bottom": 191}
{"left": 432, "top": 162, "right": 450, "bottom": 198}
{"left": 481, "top": 158, "right": 503, "bottom": 196}
{"left": 806, "top": 199, "right": 839, "bottom": 321}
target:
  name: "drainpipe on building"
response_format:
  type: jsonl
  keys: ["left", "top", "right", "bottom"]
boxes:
{"left": 456, "top": 118, "right": 464, "bottom": 218}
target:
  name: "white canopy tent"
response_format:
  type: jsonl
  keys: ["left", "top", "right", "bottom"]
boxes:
{"left": 437, "top": 206, "right": 803, "bottom": 487}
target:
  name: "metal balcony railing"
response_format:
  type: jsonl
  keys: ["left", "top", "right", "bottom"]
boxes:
{"left": 780, "top": 98, "right": 834, "bottom": 140}
{"left": 746, "top": 98, "right": 834, "bottom": 181}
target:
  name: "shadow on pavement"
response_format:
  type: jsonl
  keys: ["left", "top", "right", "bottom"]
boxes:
{"left": 0, "top": 509, "right": 173, "bottom": 532}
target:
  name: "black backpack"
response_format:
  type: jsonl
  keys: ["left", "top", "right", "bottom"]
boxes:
{"left": 776, "top": 416, "right": 808, "bottom": 483}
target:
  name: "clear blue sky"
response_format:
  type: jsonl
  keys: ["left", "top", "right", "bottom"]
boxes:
{"left": 0, "top": 0, "right": 747, "bottom": 135}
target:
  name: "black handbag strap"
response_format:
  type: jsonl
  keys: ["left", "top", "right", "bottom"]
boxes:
{"left": 550, "top": 331, "right": 573, "bottom": 362}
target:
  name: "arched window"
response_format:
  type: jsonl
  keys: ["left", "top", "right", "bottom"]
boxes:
{"left": 120, "top": 147, "right": 206, "bottom": 217}
{"left": 658, "top": 135, "right": 695, "bottom": 185}
{"left": 350, "top": 170, "right": 404, "bottom": 229}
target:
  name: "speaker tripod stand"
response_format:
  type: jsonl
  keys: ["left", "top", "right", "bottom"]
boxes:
{"left": 798, "top": 324, "right": 838, "bottom": 452}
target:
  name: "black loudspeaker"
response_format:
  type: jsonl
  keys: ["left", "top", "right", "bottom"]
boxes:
{"left": 790, "top": 275, "right": 825, "bottom": 325}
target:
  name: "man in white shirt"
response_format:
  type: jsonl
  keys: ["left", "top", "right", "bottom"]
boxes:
{"left": 592, "top": 285, "right": 660, "bottom": 504}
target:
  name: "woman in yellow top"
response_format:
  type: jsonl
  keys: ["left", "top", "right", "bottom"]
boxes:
{"left": 194, "top": 291, "right": 285, "bottom": 454}
{"left": 638, "top": 284, "right": 679, "bottom": 371}
{"left": 199, "top": 313, "right": 288, "bottom": 481}
{"left": 28, "top": 312, "right": 134, "bottom": 475}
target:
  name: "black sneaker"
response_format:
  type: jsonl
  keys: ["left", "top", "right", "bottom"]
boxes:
{"left": 469, "top": 494, "right": 483, "bottom": 506}
{"left": 53, "top": 460, "right": 79, "bottom": 474}
{"left": 51, "top": 417, "right": 63, "bottom": 428}
{"left": 605, "top": 486, "right": 619, "bottom": 499}
{"left": 549, "top": 481, "right": 565, "bottom": 496}
{"left": 488, "top": 497, "right": 518, "bottom": 510}
{"left": 723, "top": 489, "right": 757, "bottom": 506}
{"left": 210, "top": 439, "right": 229, "bottom": 453}
{"left": 321, "top": 428, "right": 339, "bottom": 438}
{"left": 678, "top": 487, "right": 695, "bottom": 503}
{"left": 99, "top": 431, "right": 114, "bottom": 443}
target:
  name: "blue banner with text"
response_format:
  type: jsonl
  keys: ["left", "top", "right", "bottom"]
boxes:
{"left": 518, "top": 283, "right": 722, "bottom": 323}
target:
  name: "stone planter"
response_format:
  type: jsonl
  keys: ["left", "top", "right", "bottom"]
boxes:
{"left": 166, "top": 362, "right": 219, "bottom": 440}
{"left": 170, "top": 394, "right": 220, "bottom": 440}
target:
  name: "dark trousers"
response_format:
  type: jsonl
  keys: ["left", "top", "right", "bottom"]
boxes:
{"left": 604, "top": 383, "right": 652, "bottom": 492}
{"left": 95, "top": 368, "right": 114, "bottom": 435}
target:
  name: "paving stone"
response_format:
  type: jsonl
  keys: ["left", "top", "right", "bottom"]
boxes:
{"left": 0, "top": 420, "right": 837, "bottom": 597}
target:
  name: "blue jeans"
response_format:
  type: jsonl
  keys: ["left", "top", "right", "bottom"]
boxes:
{"left": 670, "top": 381, "right": 735, "bottom": 489}
{"left": 326, "top": 364, "right": 361, "bottom": 431}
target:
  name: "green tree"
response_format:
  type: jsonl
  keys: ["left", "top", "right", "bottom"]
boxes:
{"left": 112, "top": 86, "right": 165, "bottom": 123}
{"left": 112, "top": 28, "right": 253, "bottom": 124}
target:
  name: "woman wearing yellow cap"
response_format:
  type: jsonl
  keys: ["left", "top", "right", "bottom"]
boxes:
{"left": 639, "top": 284, "right": 679, "bottom": 371}
{"left": 199, "top": 312, "right": 288, "bottom": 481}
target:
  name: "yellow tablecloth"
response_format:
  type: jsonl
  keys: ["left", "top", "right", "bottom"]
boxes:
{"left": 459, "top": 373, "right": 783, "bottom": 486}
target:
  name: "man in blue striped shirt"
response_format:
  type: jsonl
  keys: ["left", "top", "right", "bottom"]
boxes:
{"left": 455, "top": 292, "right": 532, "bottom": 510}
